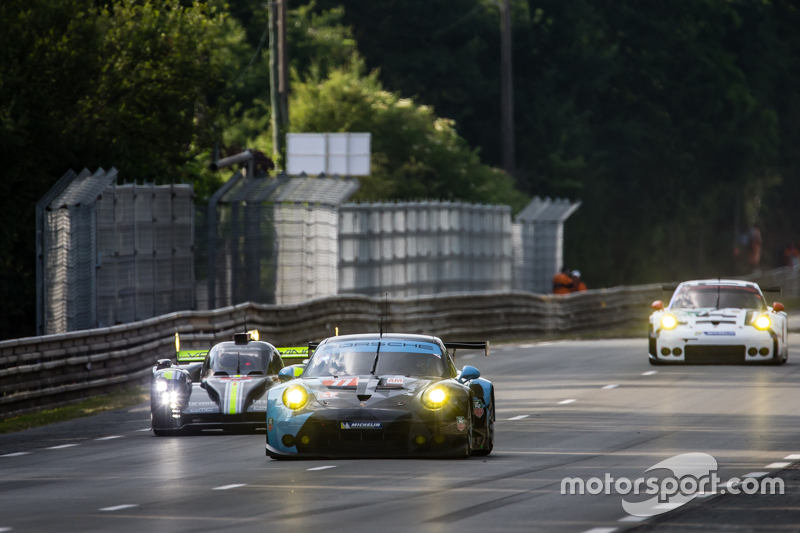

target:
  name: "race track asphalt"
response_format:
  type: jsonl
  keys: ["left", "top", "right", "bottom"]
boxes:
{"left": 2, "top": 335, "right": 800, "bottom": 533}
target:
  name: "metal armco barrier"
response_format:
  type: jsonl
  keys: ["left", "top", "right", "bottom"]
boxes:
{"left": 2, "top": 266, "right": 797, "bottom": 419}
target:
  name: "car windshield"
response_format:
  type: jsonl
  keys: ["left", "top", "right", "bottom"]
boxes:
{"left": 304, "top": 340, "right": 447, "bottom": 378}
{"left": 211, "top": 348, "right": 265, "bottom": 376}
{"left": 671, "top": 285, "right": 766, "bottom": 310}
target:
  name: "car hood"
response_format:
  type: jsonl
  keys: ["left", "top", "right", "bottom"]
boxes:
{"left": 302, "top": 375, "right": 437, "bottom": 408}
{"left": 668, "top": 308, "right": 760, "bottom": 328}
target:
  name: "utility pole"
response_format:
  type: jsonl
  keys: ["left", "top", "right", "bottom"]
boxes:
{"left": 500, "top": 0, "right": 515, "bottom": 177}
{"left": 269, "top": 0, "right": 289, "bottom": 172}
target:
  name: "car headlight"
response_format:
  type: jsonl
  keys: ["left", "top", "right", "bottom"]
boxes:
{"left": 421, "top": 386, "right": 450, "bottom": 410}
{"left": 754, "top": 315, "right": 771, "bottom": 330}
{"left": 161, "top": 390, "right": 178, "bottom": 404}
{"left": 282, "top": 386, "right": 308, "bottom": 410}
{"left": 156, "top": 380, "right": 168, "bottom": 392}
{"left": 660, "top": 315, "right": 678, "bottom": 330}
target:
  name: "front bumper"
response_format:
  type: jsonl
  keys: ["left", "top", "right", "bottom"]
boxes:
{"left": 267, "top": 407, "right": 470, "bottom": 459}
{"left": 650, "top": 327, "right": 778, "bottom": 364}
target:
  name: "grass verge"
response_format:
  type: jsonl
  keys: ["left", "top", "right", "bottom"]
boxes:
{"left": 0, "top": 387, "right": 149, "bottom": 435}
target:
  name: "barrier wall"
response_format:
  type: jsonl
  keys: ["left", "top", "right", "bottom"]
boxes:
{"left": 3, "top": 266, "right": 797, "bottom": 418}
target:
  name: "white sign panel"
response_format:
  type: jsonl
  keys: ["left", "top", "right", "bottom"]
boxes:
{"left": 287, "top": 133, "right": 371, "bottom": 176}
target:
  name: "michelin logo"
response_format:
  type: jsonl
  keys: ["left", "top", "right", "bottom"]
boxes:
{"left": 340, "top": 422, "right": 382, "bottom": 429}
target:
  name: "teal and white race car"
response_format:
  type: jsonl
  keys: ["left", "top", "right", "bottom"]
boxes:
{"left": 649, "top": 280, "right": 788, "bottom": 365}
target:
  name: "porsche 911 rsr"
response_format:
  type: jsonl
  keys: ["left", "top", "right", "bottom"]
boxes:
{"left": 150, "top": 331, "right": 304, "bottom": 435}
{"left": 265, "top": 334, "right": 495, "bottom": 459}
{"left": 648, "top": 280, "right": 788, "bottom": 365}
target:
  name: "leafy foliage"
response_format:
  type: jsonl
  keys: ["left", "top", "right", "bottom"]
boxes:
{"left": 290, "top": 60, "right": 528, "bottom": 210}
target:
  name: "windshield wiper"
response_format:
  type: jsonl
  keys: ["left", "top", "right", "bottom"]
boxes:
{"left": 370, "top": 342, "right": 382, "bottom": 375}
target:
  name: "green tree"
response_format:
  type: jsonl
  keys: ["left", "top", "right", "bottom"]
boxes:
{"left": 0, "top": 0, "right": 236, "bottom": 339}
{"left": 289, "top": 60, "right": 528, "bottom": 209}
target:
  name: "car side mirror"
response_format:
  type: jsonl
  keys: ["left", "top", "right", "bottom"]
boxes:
{"left": 458, "top": 365, "right": 480, "bottom": 383}
{"left": 278, "top": 367, "right": 295, "bottom": 382}
{"left": 773, "top": 302, "right": 785, "bottom": 313}
{"left": 200, "top": 378, "right": 208, "bottom": 390}
{"left": 651, "top": 300, "right": 664, "bottom": 311}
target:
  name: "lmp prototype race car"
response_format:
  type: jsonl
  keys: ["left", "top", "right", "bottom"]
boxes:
{"left": 150, "top": 331, "right": 308, "bottom": 435}
{"left": 265, "top": 334, "right": 495, "bottom": 459}
{"left": 649, "top": 280, "right": 788, "bottom": 365}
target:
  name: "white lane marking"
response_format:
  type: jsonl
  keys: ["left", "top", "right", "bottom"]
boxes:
{"left": 46, "top": 444, "right": 79, "bottom": 449}
{"left": 581, "top": 528, "right": 618, "bottom": 533}
{"left": 212, "top": 484, "right": 246, "bottom": 490}
{"left": 135, "top": 428, "right": 151, "bottom": 432}
{"left": 618, "top": 515, "right": 648, "bottom": 522}
{"left": 519, "top": 344, "right": 536, "bottom": 348}
{"left": 784, "top": 454, "right": 800, "bottom": 460}
{"left": 307, "top": 465, "right": 337, "bottom": 471}
{"left": 602, "top": 384, "right": 619, "bottom": 389}
{"left": 558, "top": 399, "right": 577, "bottom": 405}
{"left": 99, "top": 504, "right": 138, "bottom": 512}
{"left": 95, "top": 436, "right": 123, "bottom": 441}
{"left": 508, "top": 415, "right": 529, "bottom": 420}
{"left": 742, "top": 472, "right": 768, "bottom": 478}
{"left": 766, "top": 462, "right": 791, "bottom": 469}
{"left": 0, "top": 527, "right": 12, "bottom": 532}
{"left": 642, "top": 371, "right": 658, "bottom": 376}
{"left": 1, "top": 452, "right": 30, "bottom": 457}
{"left": 653, "top": 502, "right": 683, "bottom": 510}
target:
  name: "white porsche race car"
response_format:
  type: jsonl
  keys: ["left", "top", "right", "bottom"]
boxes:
{"left": 648, "top": 280, "right": 788, "bottom": 365}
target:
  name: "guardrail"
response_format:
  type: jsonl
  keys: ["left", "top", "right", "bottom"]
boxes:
{"left": 2, "top": 266, "right": 797, "bottom": 418}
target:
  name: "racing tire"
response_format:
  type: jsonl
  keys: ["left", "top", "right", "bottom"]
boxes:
{"left": 472, "top": 398, "right": 494, "bottom": 457}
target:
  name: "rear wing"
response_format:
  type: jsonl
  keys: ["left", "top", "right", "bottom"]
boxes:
{"left": 277, "top": 346, "right": 310, "bottom": 365}
{"left": 176, "top": 350, "right": 208, "bottom": 363}
{"left": 444, "top": 341, "right": 490, "bottom": 358}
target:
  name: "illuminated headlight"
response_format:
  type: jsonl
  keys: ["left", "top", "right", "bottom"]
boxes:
{"left": 660, "top": 315, "right": 678, "bottom": 330}
{"left": 754, "top": 315, "right": 771, "bottom": 330}
{"left": 282, "top": 386, "right": 308, "bottom": 410}
{"left": 156, "top": 380, "right": 168, "bottom": 392}
{"left": 161, "top": 391, "right": 178, "bottom": 404}
{"left": 422, "top": 386, "right": 450, "bottom": 409}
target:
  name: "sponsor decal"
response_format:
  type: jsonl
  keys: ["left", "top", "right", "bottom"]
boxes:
{"left": 268, "top": 417, "right": 273, "bottom": 431}
{"left": 252, "top": 406, "right": 267, "bottom": 411}
{"left": 456, "top": 416, "right": 466, "bottom": 431}
{"left": 189, "top": 408, "right": 215, "bottom": 413}
{"left": 277, "top": 347, "right": 309, "bottom": 355}
{"left": 386, "top": 377, "right": 404, "bottom": 386}
{"left": 473, "top": 400, "right": 485, "bottom": 418}
{"left": 322, "top": 377, "right": 358, "bottom": 387}
{"left": 704, "top": 331, "right": 735, "bottom": 336}
{"left": 341, "top": 422, "right": 383, "bottom": 430}
{"left": 317, "top": 391, "right": 338, "bottom": 399}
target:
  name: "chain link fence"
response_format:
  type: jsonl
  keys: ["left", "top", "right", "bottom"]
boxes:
{"left": 200, "top": 172, "right": 359, "bottom": 309}
{"left": 38, "top": 171, "right": 582, "bottom": 334}
{"left": 512, "top": 197, "right": 582, "bottom": 294}
{"left": 338, "top": 202, "right": 513, "bottom": 297}
{"left": 38, "top": 169, "right": 194, "bottom": 335}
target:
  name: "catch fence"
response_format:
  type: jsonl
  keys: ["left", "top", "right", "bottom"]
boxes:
{"left": 338, "top": 202, "right": 513, "bottom": 297}
{"left": 37, "top": 169, "right": 194, "bottom": 335}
